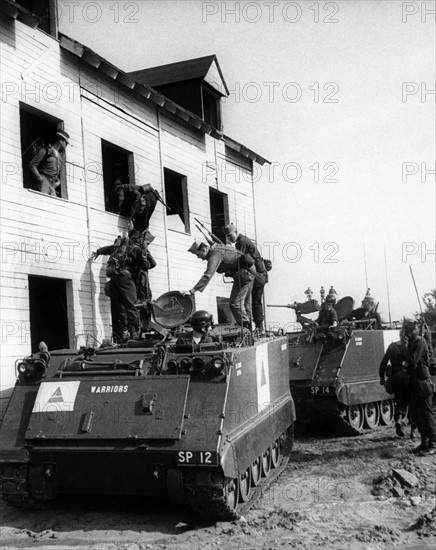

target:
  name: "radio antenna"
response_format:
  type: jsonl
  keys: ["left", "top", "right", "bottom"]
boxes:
{"left": 363, "top": 236, "right": 369, "bottom": 289}
{"left": 384, "top": 244, "right": 392, "bottom": 325}
{"left": 409, "top": 266, "right": 424, "bottom": 316}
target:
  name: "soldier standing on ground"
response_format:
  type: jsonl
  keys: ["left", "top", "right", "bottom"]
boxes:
{"left": 402, "top": 319, "right": 436, "bottom": 455}
{"left": 379, "top": 330, "right": 412, "bottom": 437}
{"left": 28, "top": 130, "right": 69, "bottom": 196}
{"left": 183, "top": 240, "right": 255, "bottom": 328}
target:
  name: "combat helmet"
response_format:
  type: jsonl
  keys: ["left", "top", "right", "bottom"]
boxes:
{"left": 191, "top": 310, "right": 213, "bottom": 330}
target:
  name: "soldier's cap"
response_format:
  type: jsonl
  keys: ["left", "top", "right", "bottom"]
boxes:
{"left": 402, "top": 318, "right": 417, "bottom": 330}
{"left": 222, "top": 223, "right": 237, "bottom": 235}
{"left": 143, "top": 229, "right": 155, "bottom": 244}
{"left": 55, "top": 129, "right": 70, "bottom": 144}
{"left": 188, "top": 239, "right": 207, "bottom": 255}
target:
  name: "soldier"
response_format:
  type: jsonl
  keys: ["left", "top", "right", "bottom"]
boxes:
{"left": 349, "top": 294, "right": 382, "bottom": 329}
{"left": 379, "top": 330, "right": 411, "bottom": 437}
{"left": 28, "top": 130, "right": 69, "bottom": 196}
{"left": 131, "top": 184, "right": 158, "bottom": 232}
{"left": 223, "top": 223, "right": 266, "bottom": 331}
{"left": 183, "top": 240, "right": 255, "bottom": 328}
{"left": 314, "top": 294, "right": 338, "bottom": 329}
{"left": 176, "top": 310, "right": 214, "bottom": 349}
{"left": 402, "top": 319, "right": 436, "bottom": 455}
{"left": 113, "top": 175, "right": 142, "bottom": 217}
{"left": 91, "top": 230, "right": 142, "bottom": 342}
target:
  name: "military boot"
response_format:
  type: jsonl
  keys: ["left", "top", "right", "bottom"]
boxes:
{"left": 412, "top": 437, "right": 430, "bottom": 454}
{"left": 395, "top": 421, "right": 405, "bottom": 437}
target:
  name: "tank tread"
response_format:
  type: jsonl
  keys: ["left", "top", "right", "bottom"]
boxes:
{"left": 186, "top": 427, "right": 293, "bottom": 521}
{"left": 3, "top": 494, "right": 46, "bottom": 510}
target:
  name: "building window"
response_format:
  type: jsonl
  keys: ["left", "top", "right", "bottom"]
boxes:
{"left": 101, "top": 140, "right": 134, "bottom": 215}
{"left": 28, "top": 275, "right": 71, "bottom": 352}
{"left": 209, "top": 188, "right": 229, "bottom": 243}
{"left": 20, "top": 103, "right": 67, "bottom": 198}
{"left": 202, "top": 87, "right": 221, "bottom": 129}
{"left": 16, "top": 0, "right": 55, "bottom": 35}
{"left": 164, "top": 168, "right": 190, "bottom": 233}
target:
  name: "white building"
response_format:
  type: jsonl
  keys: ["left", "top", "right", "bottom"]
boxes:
{"left": 0, "top": 0, "right": 269, "bottom": 416}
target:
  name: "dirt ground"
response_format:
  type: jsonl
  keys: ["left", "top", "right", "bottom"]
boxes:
{"left": 1, "top": 424, "right": 435, "bottom": 550}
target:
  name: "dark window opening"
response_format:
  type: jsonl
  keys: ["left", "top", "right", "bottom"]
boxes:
{"left": 209, "top": 188, "right": 229, "bottom": 243}
{"left": 217, "top": 297, "right": 235, "bottom": 324}
{"left": 28, "top": 275, "right": 70, "bottom": 352}
{"left": 20, "top": 104, "right": 67, "bottom": 198}
{"left": 16, "top": 0, "right": 53, "bottom": 34}
{"left": 101, "top": 140, "right": 134, "bottom": 215}
{"left": 164, "top": 168, "right": 190, "bottom": 233}
{"left": 202, "top": 88, "right": 221, "bottom": 129}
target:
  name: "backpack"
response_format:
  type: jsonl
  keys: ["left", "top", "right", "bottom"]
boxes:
{"left": 106, "top": 237, "right": 129, "bottom": 277}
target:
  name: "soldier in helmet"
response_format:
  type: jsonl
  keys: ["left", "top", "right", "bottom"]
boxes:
{"left": 349, "top": 294, "right": 382, "bottom": 329}
{"left": 176, "top": 310, "right": 214, "bottom": 349}
{"left": 402, "top": 319, "right": 436, "bottom": 455}
{"left": 314, "top": 294, "right": 338, "bottom": 329}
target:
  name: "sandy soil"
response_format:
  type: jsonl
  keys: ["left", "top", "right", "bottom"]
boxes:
{"left": 1, "top": 424, "right": 435, "bottom": 550}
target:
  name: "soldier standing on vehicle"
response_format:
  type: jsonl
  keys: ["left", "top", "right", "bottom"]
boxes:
{"left": 223, "top": 223, "right": 265, "bottom": 331}
{"left": 402, "top": 319, "right": 436, "bottom": 455}
{"left": 183, "top": 240, "right": 255, "bottom": 328}
{"left": 379, "top": 330, "right": 411, "bottom": 437}
{"left": 28, "top": 130, "right": 69, "bottom": 196}
{"left": 91, "top": 230, "right": 142, "bottom": 342}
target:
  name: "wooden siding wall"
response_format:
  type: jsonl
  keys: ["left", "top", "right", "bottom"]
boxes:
{"left": 0, "top": 18, "right": 258, "bottom": 416}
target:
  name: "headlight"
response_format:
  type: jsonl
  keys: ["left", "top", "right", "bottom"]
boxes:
{"left": 17, "top": 362, "right": 28, "bottom": 374}
{"left": 213, "top": 357, "right": 224, "bottom": 370}
{"left": 192, "top": 357, "right": 205, "bottom": 372}
{"left": 167, "top": 359, "right": 178, "bottom": 373}
{"left": 180, "top": 358, "right": 192, "bottom": 373}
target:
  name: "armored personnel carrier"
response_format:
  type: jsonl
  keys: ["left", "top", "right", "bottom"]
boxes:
{"left": 0, "top": 292, "right": 295, "bottom": 521}
{"left": 270, "top": 296, "right": 399, "bottom": 434}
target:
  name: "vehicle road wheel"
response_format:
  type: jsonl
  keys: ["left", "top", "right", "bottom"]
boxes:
{"left": 364, "top": 402, "right": 380, "bottom": 429}
{"left": 224, "top": 477, "right": 239, "bottom": 513}
{"left": 261, "top": 447, "right": 271, "bottom": 477}
{"left": 251, "top": 457, "right": 262, "bottom": 487}
{"left": 380, "top": 399, "right": 394, "bottom": 425}
{"left": 239, "top": 467, "right": 252, "bottom": 502}
{"left": 270, "top": 440, "right": 280, "bottom": 468}
{"left": 345, "top": 404, "right": 364, "bottom": 430}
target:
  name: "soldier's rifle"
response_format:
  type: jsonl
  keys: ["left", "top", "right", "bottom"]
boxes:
{"left": 267, "top": 304, "right": 298, "bottom": 309}
{"left": 194, "top": 217, "right": 224, "bottom": 245}
{"left": 195, "top": 224, "right": 215, "bottom": 247}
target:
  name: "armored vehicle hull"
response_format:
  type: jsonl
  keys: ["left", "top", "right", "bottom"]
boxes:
{"left": 288, "top": 328, "right": 399, "bottom": 434}
{"left": 0, "top": 335, "right": 295, "bottom": 520}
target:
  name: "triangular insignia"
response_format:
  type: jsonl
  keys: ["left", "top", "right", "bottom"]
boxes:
{"left": 48, "top": 386, "right": 64, "bottom": 403}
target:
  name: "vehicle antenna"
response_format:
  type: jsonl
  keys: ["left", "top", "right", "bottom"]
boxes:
{"left": 363, "top": 236, "right": 369, "bottom": 290}
{"left": 383, "top": 244, "right": 392, "bottom": 325}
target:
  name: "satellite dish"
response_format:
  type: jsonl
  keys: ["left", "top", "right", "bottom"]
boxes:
{"left": 151, "top": 291, "right": 194, "bottom": 329}
{"left": 335, "top": 296, "right": 355, "bottom": 321}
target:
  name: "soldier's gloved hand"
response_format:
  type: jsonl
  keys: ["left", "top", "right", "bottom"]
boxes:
{"left": 90, "top": 251, "right": 98, "bottom": 262}
{"left": 379, "top": 377, "right": 385, "bottom": 386}
{"left": 181, "top": 290, "right": 193, "bottom": 297}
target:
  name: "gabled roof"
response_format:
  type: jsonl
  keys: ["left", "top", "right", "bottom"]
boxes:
{"left": 129, "top": 55, "right": 229, "bottom": 96}
{"left": 0, "top": 1, "right": 269, "bottom": 165}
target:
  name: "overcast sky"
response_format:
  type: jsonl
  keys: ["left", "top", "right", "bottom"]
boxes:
{"left": 59, "top": 0, "right": 435, "bottom": 325}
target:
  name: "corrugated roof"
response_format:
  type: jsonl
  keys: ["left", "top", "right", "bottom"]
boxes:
{"left": 129, "top": 55, "right": 229, "bottom": 95}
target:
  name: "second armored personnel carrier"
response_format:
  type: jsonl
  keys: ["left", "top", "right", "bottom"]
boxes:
{"left": 271, "top": 296, "right": 399, "bottom": 434}
{"left": 0, "top": 292, "right": 295, "bottom": 520}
